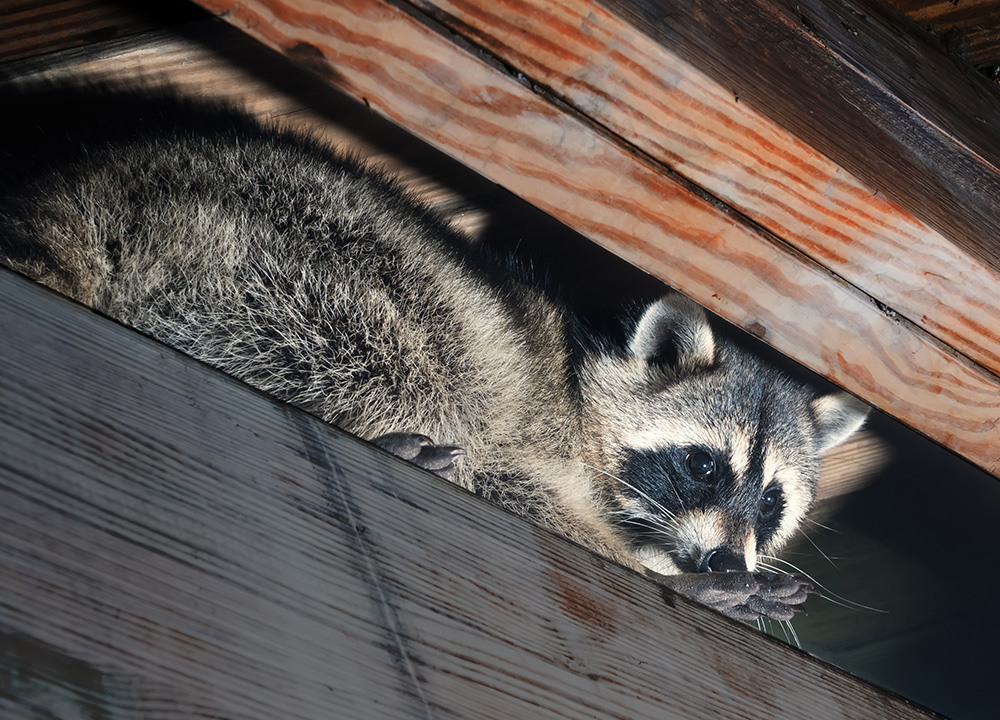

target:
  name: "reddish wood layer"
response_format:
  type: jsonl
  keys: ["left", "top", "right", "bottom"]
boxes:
{"left": 598, "top": 0, "right": 1000, "bottom": 277}
{"left": 409, "top": 0, "right": 1000, "bottom": 378}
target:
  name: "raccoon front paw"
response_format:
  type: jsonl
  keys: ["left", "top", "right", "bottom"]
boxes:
{"left": 739, "top": 572, "right": 816, "bottom": 623}
{"left": 372, "top": 432, "right": 465, "bottom": 481}
{"left": 659, "top": 571, "right": 815, "bottom": 623}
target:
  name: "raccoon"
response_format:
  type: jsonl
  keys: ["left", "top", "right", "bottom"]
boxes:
{"left": 0, "top": 84, "right": 867, "bottom": 623}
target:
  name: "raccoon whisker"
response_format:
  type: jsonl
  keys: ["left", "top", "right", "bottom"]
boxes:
{"left": 582, "top": 462, "right": 679, "bottom": 522}
{"left": 782, "top": 619, "right": 802, "bottom": 649}
{"left": 614, "top": 505, "right": 681, "bottom": 528}
{"left": 610, "top": 508, "right": 682, "bottom": 536}
{"left": 608, "top": 509, "right": 681, "bottom": 540}
{"left": 758, "top": 555, "right": 887, "bottom": 614}
{"left": 606, "top": 507, "right": 673, "bottom": 526}
{"left": 774, "top": 618, "right": 790, "bottom": 645}
{"left": 756, "top": 615, "right": 801, "bottom": 650}
{"left": 624, "top": 515, "right": 681, "bottom": 539}
{"left": 796, "top": 528, "right": 839, "bottom": 568}
{"left": 755, "top": 561, "right": 796, "bottom": 582}
{"left": 803, "top": 517, "right": 842, "bottom": 533}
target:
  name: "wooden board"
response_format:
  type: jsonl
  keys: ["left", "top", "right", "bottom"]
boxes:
{"left": 598, "top": 0, "right": 1000, "bottom": 273}
{"left": 398, "top": 0, "right": 1000, "bottom": 393}
{"left": 0, "top": 0, "right": 207, "bottom": 62}
{"left": 0, "top": 265, "right": 944, "bottom": 719}
{"left": 886, "top": 0, "right": 1000, "bottom": 67}
{"left": 180, "top": 0, "right": 1000, "bottom": 477}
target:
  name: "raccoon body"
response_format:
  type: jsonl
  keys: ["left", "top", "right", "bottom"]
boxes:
{"left": 0, "top": 85, "right": 867, "bottom": 620}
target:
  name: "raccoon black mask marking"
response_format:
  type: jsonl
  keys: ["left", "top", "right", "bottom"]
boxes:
{"left": 0, "top": 83, "right": 868, "bottom": 623}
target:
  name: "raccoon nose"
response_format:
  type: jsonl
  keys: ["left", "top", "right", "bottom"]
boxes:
{"left": 702, "top": 548, "right": 747, "bottom": 573}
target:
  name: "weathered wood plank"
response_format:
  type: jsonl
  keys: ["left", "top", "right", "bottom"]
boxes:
{"left": 183, "top": 0, "right": 1000, "bottom": 476}
{"left": 0, "top": 265, "right": 945, "bottom": 719}
{"left": 0, "top": 0, "right": 206, "bottom": 62}
{"left": 886, "top": 0, "right": 1000, "bottom": 67}
{"left": 406, "top": 0, "right": 1000, "bottom": 382}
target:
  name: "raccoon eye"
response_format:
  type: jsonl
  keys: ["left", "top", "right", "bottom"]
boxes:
{"left": 759, "top": 487, "right": 782, "bottom": 520}
{"left": 686, "top": 450, "right": 716, "bottom": 481}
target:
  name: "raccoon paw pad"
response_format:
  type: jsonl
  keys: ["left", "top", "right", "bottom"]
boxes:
{"left": 658, "top": 571, "right": 756, "bottom": 612}
{"left": 372, "top": 432, "right": 464, "bottom": 480}
{"left": 741, "top": 573, "right": 815, "bottom": 622}
{"left": 659, "top": 571, "right": 815, "bottom": 623}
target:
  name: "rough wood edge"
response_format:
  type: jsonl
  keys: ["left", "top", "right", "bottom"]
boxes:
{"left": 884, "top": 0, "right": 1000, "bottom": 67}
{"left": 599, "top": 0, "right": 1000, "bottom": 273}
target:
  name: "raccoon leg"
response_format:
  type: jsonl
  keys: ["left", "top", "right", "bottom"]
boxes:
{"left": 659, "top": 571, "right": 815, "bottom": 623}
{"left": 372, "top": 432, "right": 465, "bottom": 481}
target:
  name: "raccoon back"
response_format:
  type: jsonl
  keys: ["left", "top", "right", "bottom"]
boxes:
{"left": 0, "top": 86, "right": 583, "bottom": 495}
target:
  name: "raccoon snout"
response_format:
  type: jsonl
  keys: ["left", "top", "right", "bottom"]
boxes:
{"left": 702, "top": 547, "right": 747, "bottom": 573}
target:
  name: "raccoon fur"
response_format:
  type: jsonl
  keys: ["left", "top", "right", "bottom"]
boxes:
{"left": 0, "top": 84, "right": 868, "bottom": 623}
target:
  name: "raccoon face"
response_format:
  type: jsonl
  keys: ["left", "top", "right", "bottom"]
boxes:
{"left": 582, "top": 294, "right": 868, "bottom": 577}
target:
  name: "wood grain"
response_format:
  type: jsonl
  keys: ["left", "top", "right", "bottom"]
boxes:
{"left": 408, "top": 0, "right": 1000, "bottom": 379}
{"left": 599, "top": 0, "right": 1000, "bottom": 275}
{"left": 0, "top": 265, "right": 945, "bottom": 719}
{"left": 0, "top": 0, "right": 206, "bottom": 62}
{"left": 180, "top": 0, "right": 1000, "bottom": 475}
{"left": 886, "top": 0, "right": 1000, "bottom": 67}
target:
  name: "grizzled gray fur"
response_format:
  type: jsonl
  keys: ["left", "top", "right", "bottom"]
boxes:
{"left": 0, "top": 84, "right": 867, "bottom": 623}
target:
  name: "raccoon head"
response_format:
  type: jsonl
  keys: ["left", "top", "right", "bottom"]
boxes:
{"left": 581, "top": 294, "right": 868, "bottom": 577}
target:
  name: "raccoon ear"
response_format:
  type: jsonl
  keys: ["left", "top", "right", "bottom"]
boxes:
{"left": 629, "top": 294, "right": 716, "bottom": 370}
{"left": 811, "top": 392, "right": 869, "bottom": 453}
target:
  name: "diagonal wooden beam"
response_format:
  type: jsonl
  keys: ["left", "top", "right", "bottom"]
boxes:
{"left": 597, "top": 0, "right": 1000, "bottom": 272}
{"left": 404, "top": 0, "right": 1000, "bottom": 378}
{"left": 189, "top": 0, "right": 1000, "bottom": 476}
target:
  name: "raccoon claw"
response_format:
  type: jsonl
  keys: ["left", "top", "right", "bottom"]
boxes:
{"left": 659, "top": 571, "right": 815, "bottom": 623}
{"left": 754, "top": 572, "right": 816, "bottom": 605}
{"left": 372, "top": 432, "right": 465, "bottom": 480}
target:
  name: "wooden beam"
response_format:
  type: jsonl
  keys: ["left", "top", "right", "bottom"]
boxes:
{"left": 183, "top": 0, "right": 1000, "bottom": 476}
{"left": 0, "top": 0, "right": 207, "bottom": 62}
{"left": 0, "top": 266, "right": 944, "bottom": 718}
{"left": 597, "top": 0, "right": 1000, "bottom": 273}
{"left": 886, "top": 0, "right": 1000, "bottom": 67}
{"left": 401, "top": 0, "right": 1000, "bottom": 379}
